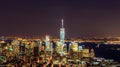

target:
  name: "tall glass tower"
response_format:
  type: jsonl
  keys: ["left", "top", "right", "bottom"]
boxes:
{"left": 60, "top": 19, "right": 65, "bottom": 55}
{"left": 45, "top": 35, "right": 50, "bottom": 51}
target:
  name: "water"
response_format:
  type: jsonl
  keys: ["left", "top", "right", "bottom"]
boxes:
{"left": 79, "top": 42, "right": 120, "bottom": 62}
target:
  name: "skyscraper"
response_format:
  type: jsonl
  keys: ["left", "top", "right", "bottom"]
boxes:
{"left": 60, "top": 19, "right": 65, "bottom": 43}
{"left": 45, "top": 35, "right": 51, "bottom": 51}
{"left": 60, "top": 19, "right": 65, "bottom": 55}
{"left": 19, "top": 42, "right": 25, "bottom": 59}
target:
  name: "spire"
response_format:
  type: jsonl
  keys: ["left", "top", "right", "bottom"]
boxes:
{"left": 61, "top": 19, "right": 64, "bottom": 28}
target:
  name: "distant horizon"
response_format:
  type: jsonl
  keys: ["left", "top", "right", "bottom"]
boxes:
{"left": 1, "top": 35, "right": 120, "bottom": 39}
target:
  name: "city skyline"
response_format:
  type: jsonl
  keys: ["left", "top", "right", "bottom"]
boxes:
{"left": 0, "top": 0, "right": 120, "bottom": 38}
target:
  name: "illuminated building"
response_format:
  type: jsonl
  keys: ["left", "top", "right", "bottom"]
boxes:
{"left": 78, "top": 45, "right": 83, "bottom": 51}
{"left": 45, "top": 35, "right": 51, "bottom": 51}
{"left": 0, "top": 56, "right": 6, "bottom": 63}
{"left": 11, "top": 40, "right": 19, "bottom": 55}
{"left": 41, "top": 41, "right": 46, "bottom": 51}
{"left": 60, "top": 19, "right": 65, "bottom": 43}
{"left": 39, "top": 40, "right": 42, "bottom": 52}
{"left": 56, "top": 41, "right": 61, "bottom": 53}
{"left": 60, "top": 19, "right": 65, "bottom": 55}
{"left": 90, "top": 48, "right": 95, "bottom": 58}
{"left": 70, "top": 42, "right": 78, "bottom": 52}
{"left": 19, "top": 42, "right": 25, "bottom": 59}
{"left": 82, "top": 49, "right": 90, "bottom": 58}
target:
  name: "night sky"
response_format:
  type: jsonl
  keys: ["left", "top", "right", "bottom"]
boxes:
{"left": 0, "top": 0, "right": 120, "bottom": 38}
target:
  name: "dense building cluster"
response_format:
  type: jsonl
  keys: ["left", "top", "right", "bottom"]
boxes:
{"left": 0, "top": 20, "right": 120, "bottom": 67}
{"left": 0, "top": 37, "right": 120, "bottom": 67}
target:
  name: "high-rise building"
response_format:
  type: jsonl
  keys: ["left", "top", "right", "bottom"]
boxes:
{"left": 34, "top": 46, "right": 39, "bottom": 57}
{"left": 60, "top": 19, "right": 65, "bottom": 55}
{"left": 60, "top": 19, "right": 65, "bottom": 43}
{"left": 19, "top": 42, "right": 25, "bottom": 59}
{"left": 39, "top": 40, "right": 42, "bottom": 52}
{"left": 45, "top": 35, "right": 51, "bottom": 51}
{"left": 33, "top": 41, "right": 39, "bottom": 57}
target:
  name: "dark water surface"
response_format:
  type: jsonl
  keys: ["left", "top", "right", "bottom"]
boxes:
{"left": 79, "top": 42, "right": 120, "bottom": 62}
